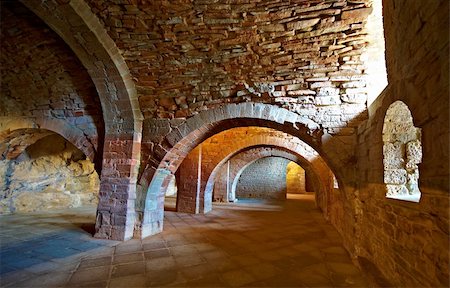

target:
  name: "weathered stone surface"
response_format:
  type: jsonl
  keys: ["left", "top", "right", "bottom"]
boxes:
{"left": 384, "top": 169, "right": 407, "bottom": 185}
{"left": 236, "top": 157, "right": 290, "bottom": 200}
{"left": 383, "top": 142, "right": 404, "bottom": 169}
{"left": 286, "top": 18, "right": 320, "bottom": 31}
{"left": 0, "top": 134, "right": 99, "bottom": 214}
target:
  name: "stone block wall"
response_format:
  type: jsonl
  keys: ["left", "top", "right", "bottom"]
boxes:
{"left": 213, "top": 146, "right": 311, "bottom": 202}
{"left": 176, "top": 145, "right": 201, "bottom": 214}
{"left": 87, "top": 0, "right": 379, "bottom": 134}
{"left": 236, "top": 157, "right": 290, "bottom": 200}
{"left": 345, "top": 0, "right": 449, "bottom": 286}
{"left": 0, "top": 134, "right": 99, "bottom": 214}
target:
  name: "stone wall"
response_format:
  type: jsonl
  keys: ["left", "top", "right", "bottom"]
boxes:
{"left": 236, "top": 157, "right": 290, "bottom": 200}
{"left": 213, "top": 146, "right": 312, "bottom": 202}
{"left": 349, "top": 0, "right": 449, "bottom": 286}
{"left": 0, "top": 134, "right": 99, "bottom": 214}
{"left": 0, "top": 2, "right": 104, "bottom": 154}
{"left": 87, "top": 0, "right": 379, "bottom": 133}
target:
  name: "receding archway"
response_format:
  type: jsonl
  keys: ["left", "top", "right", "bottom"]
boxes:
{"left": 213, "top": 146, "right": 314, "bottom": 203}
{"left": 138, "top": 104, "right": 346, "bottom": 238}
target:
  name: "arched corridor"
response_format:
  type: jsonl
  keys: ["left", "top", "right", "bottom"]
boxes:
{"left": 1, "top": 0, "right": 448, "bottom": 286}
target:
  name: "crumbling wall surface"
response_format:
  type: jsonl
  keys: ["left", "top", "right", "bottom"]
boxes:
{"left": 0, "top": 134, "right": 99, "bottom": 214}
{"left": 351, "top": 0, "right": 449, "bottom": 286}
{"left": 236, "top": 157, "right": 290, "bottom": 200}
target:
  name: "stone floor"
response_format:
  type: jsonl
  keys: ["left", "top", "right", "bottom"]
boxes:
{"left": 0, "top": 195, "right": 370, "bottom": 287}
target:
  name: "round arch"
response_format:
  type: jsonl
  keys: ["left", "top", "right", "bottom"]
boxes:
{"left": 138, "top": 102, "right": 350, "bottom": 238}
{"left": 140, "top": 103, "right": 350, "bottom": 190}
{"left": 20, "top": 0, "right": 143, "bottom": 240}
{"left": 231, "top": 155, "right": 308, "bottom": 201}
{"left": 193, "top": 131, "right": 332, "bottom": 214}
{"left": 209, "top": 146, "right": 324, "bottom": 204}
{"left": 0, "top": 118, "right": 96, "bottom": 165}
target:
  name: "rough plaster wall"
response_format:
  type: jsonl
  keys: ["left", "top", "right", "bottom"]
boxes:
{"left": 236, "top": 157, "right": 290, "bottom": 200}
{"left": 0, "top": 2, "right": 103, "bottom": 152}
{"left": 286, "top": 161, "right": 306, "bottom": 194}
{"left": 346, "top": 0, "right": 449, "bottom": 286}
{"left": 0, "top": 134, "right": 99, "bottom": 214}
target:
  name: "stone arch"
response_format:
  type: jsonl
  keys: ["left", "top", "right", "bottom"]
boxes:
{"left": 232, "top": 156, "right": 305, "bottom": 200}
{"left": 0, "top": 118, "right": 96, "bottom": 164}
{"left": 0, "top": 129, "right": 100, "bottom": 214}
{"left": 382, "top": 101, "right": 422, "bottom": 202}
{"left": 20, "top": 0, "right": 143, "bottom": 240}
{"left": 211, "top": 146, "right": 325, "bottom": 203}
{"left": 140, "top": 102, "right": 339, "bottom": 189}
{"left": 188, "top": 130, "right": 333, "bottom": 214}
{"left": 138, "top": 101, "right": 349, "bottom": 238}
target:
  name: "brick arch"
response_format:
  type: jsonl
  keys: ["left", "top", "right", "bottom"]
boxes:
{"left": 0, "top": 118, "right": 96, "bottom": 164}
{"left": 140, "top": 103, "right": 322, "bottom": 188}
{"left": 138, "top": 105, "right": 341, "bottom": 238}
{"left": 20, "top": 0, "right": 143, "bottom": 240}
{"left": 187, "top": 131, "right": 332, "bottom": 214}
{"left": 210, "top": 146, "right": 325, "bottom": 204}
{"left": 140, "top": 103, "right": 352, "bottom": 190}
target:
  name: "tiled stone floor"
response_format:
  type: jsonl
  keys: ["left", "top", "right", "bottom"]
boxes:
{"left": 0, "top": 195, "right": 370, "bottom": 287}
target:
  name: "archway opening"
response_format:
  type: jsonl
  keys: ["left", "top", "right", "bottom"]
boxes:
{"left": 138, "top": 103, "right": 347, "bottom": 239}
{"left": 286, "top": 161, "right": 307, "bottom": 196}
{"left": 152, "top": 126, "right": 338, "bottom": 229}
{"left": 0, "top": 132, "right": 99, "bottom": 214}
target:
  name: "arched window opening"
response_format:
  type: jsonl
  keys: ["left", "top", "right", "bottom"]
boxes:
{"left": 383, "top": 101, "right": 422, "bottom": 202}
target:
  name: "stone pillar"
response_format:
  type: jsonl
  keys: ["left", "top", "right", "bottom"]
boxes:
{"left": 305, "top": 170, "right": 315, "bottom": 193}
{"left": 176, "top": 144, "right": 202, "bottom": 213}
{"left": 94, "top": 132, "right": 141, "bottom": 241}
{"left": 212, "top": 164, "right": 228, "bottom": 202}
{"left": 226, "top": 160, "right": 232, "bottom": 201}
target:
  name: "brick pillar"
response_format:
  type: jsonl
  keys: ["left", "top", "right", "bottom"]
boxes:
{"left": 176, "top": 144, "right": 202, "bottom": 213}
{"left": 94, "top": 132, "right": 141, "bottom": 241}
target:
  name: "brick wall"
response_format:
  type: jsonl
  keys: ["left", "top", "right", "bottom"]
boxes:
{"left": 236, "top": 157, "right": 290, "bottom": 200}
